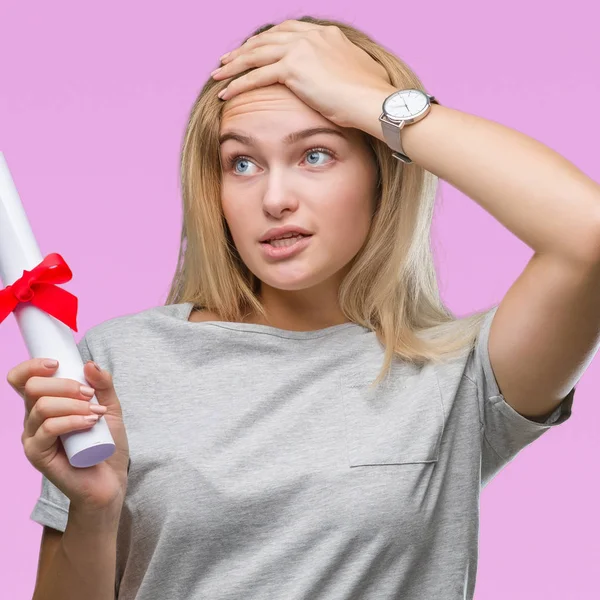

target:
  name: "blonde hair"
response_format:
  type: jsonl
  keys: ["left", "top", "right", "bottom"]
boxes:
{"left": 165, "top": 15, "right": 496, "bottom": 389}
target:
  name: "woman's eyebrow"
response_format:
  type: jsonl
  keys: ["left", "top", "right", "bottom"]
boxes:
{"left": 218, "top": 127, "right": 348, "bottom": 146}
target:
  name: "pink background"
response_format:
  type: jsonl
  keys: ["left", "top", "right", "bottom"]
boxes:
{"left": 1, "top": 1, "right": 598, "bottom": 598}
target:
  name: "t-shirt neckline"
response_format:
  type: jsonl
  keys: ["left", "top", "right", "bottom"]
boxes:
{"left": 176, "top": 302, "right": 368, "bottom": 340}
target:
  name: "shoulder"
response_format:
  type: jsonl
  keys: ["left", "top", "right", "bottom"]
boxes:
{"left": 80, "top": 303, "right": 191, "bottom": 347}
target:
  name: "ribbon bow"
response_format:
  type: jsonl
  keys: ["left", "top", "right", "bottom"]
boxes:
{"left": 0, "top": 253, "right": 78, "bottom": 331}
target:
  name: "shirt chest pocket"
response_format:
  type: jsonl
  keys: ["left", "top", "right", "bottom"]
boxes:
{"left": 340, "top": 369, "right": 445, "bottom": 468}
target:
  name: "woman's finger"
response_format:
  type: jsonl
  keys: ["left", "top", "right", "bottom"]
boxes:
{"left": 6, "top": 358, "right": 58, "bottom": 398}
{"left": 24, "top": 395, "right": 101, "bottom": 439}
{"left": 219, "top": 31, "right": 294, "bottom": 66}
{"left": 23, "top": 413, "right": 101, "bottom": 466}
{"left": 217, "top": 19, "right": 324, "bottom": 67}
{"left": 213, "top": 44, "right": 286, "bottom": 83}
{"left": 22, "top": 375, "right": 94, "bottom": 415}
{"left": 219, "top": 62, "right": 284, "bottom": 100}
{"left": 267, "top": 19, "right": 324, "bottom": 34}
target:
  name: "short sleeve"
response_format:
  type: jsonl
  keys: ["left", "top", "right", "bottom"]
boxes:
{"left": 29, "top": 334, "right": 93, "bottom": 532}
{"left": 468, "top": 306, "right": 575, "bottom": 488}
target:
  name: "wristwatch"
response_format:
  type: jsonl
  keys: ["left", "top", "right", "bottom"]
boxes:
{"left": 379, "top": 89, "right": 440, "bottom": 164}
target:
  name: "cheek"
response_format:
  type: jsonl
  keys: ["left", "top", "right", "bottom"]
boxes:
{"left": 221, "top": 197, "right": 249, "bottom": 248}
{"left": 324, "top": 182, "right": 373, "bottom": 234}
{"left": 322, "top": 161, "right": 376, "bottom": 216}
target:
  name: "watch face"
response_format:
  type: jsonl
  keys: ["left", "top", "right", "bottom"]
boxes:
{"left": 383, "top": 89, "right": 428, "bottom": 121}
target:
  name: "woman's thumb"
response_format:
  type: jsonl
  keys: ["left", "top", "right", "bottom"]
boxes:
{"left": 83, "top": 361, "right": 121, "bottom": 413}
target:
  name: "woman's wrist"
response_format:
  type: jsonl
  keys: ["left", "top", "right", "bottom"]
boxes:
{"left": 68, "top": 496, "right": 124, "bottom": 535}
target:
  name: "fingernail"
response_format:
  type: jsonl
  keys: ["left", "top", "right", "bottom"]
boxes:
{"left": 89, "top": 404, "right": 107, "bottom": 414}
{"left": 43, "top": 359, "right": 58, "bottom": 368}
{"left": 80, "top": 385, "right": 95, "bottom": 397}
{"left": 87, "top": 360, "right": 102, "bottom": 372}
{"left": 218, "top": 87, "right": 228, "bottom": 99}
{"left": 219, "top": 52, "right": 230, "bottom": 61}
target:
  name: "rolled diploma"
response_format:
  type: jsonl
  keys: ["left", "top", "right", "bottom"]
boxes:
{"left": 0, "top": 152, "right": 115, "bottom": 468}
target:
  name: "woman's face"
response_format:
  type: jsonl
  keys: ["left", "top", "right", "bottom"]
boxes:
{"left": 219, "top": 84, "right": 378, "bottom": 298}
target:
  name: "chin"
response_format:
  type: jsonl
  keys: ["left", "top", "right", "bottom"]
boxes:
{"left": 258, "top": 272, "right": 320, "bottom": 291}
{"left": 255, "top": 261, "right": 348, "bottom": 293}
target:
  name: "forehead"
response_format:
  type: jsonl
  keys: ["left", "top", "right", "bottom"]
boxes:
{"left": 220, "top": 84, "right": 330, "bottom": 128}
{"left": 219, "top": 84, "right": 361, "bottom": 148}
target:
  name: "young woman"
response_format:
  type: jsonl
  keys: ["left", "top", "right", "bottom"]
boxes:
{"left": 10, "top": 15, "right": 599, "bottom": 600}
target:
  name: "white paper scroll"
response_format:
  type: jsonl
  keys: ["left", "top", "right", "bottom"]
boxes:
{"left": 0, "top": 152, "right": 115, "bottom": 467}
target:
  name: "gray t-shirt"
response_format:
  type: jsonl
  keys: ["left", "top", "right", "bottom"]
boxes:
{"left": 30, "top": 301, "right": 574, "bottom": 599}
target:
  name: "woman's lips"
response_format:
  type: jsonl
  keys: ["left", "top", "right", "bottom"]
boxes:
{"left": 259, "top": 234, "right": 313, "bottom": 260}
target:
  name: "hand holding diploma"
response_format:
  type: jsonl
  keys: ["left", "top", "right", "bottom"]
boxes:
{"left": 7, "top": 357, "right": 130, "bottom": 513}
{"left": 0, "top": 151, "right": 119, "bottom": 469}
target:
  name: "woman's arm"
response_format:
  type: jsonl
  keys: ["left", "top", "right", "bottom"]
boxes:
{"left": 384, "top": 99, "right": 600, "bottom": 421}
{"left": 32, "top": 503, "right": 121, "bottom": 600}
{"left": 400, "top": 103, "right": 600, "bottom": 264}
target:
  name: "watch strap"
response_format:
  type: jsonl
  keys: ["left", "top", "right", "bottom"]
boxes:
{"left": 380, "top": 94, "right": 440, "bottom": 164}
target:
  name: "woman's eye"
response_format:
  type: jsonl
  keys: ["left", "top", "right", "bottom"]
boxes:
{"left": 226, "top": 148, "right": 334, "bottom": 175}
{"left": 229, "top": 157, "right": 256, "bottom": 175}
{"left": 304, "top": 149, "right": 332, "bottom": 166}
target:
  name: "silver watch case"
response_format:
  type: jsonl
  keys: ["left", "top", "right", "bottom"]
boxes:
{"left": 379, "top": 89, "right": 439, "bottom": 164}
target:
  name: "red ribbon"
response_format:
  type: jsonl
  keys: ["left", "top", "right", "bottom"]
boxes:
{"left": 0, "top": 253, "right": 78, "bottom": 331}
